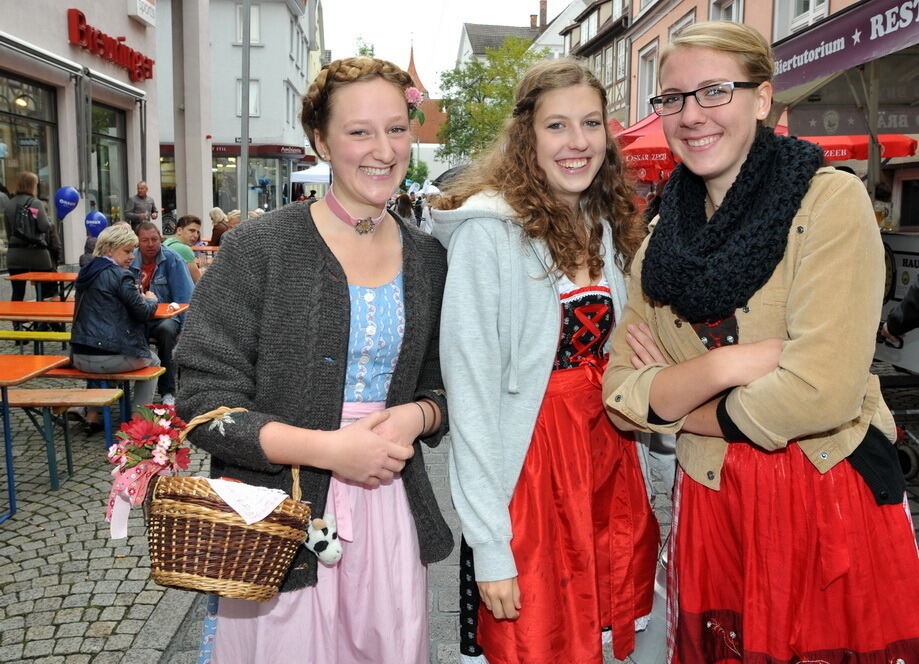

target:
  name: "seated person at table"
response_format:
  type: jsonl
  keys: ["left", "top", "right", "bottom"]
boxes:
{"left": 208, "top": 207, "right": 228, "bottom": 246}
{"left": 163, "top": 215, "right": 202, "bottom": 284}
{"left": 71, "top": 225, "right": 161, "bottom": 432}
{"left": 130, "top": 222, "right": 194, "bottom": 407}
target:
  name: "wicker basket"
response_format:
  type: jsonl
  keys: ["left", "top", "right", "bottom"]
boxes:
{"left": 146, "top": 407, "right": 311, "bottom": 602}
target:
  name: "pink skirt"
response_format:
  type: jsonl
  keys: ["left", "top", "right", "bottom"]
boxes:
{"left": 209, "top": 401, "right": 428, "bottom": 664}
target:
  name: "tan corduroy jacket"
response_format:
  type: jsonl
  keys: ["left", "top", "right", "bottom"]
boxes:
{"left": 603, "top": 168, "right": 895, "bottom": 490}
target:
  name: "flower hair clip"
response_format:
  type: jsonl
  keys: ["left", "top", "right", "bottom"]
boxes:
{"left": 405, "top": 86, "right": 425, "bottom": 125}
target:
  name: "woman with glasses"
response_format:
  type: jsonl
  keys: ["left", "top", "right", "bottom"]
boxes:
{"left": 604, "top": 21, "right": 919, "bottom": 663}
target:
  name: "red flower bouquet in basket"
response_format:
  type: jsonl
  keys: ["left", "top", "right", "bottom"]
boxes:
{"left": 105, "top": 404, "right": 191, "bottom": 539}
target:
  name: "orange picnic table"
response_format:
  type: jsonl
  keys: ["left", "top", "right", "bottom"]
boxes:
{"left": 0, "top": 354, "right": 70, "bottom": 523}
{"left": 0, "top": 301, "right": 188, "bottom": 323}
{"left": 6, "top": 272, "right": 78, "bottom": 300}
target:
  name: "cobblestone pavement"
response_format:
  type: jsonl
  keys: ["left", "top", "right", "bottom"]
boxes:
{"left": 1, "top": 349, "right": 917, "bottom": 663}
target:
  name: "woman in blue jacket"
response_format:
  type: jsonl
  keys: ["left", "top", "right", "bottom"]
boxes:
{"left": 71, "top": 224, "right": 160, "bottom": 426}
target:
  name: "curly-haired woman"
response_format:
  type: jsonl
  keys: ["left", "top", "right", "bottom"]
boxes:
{"left": 176, "top": 57, "right": 452, "bottom": 663}
{"left": 431, "top": 58, "right": 659, "bottom": 664}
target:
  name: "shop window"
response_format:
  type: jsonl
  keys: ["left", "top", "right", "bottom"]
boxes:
{"left": 213, "top": 156, "right": 239, "bottom": 212}
{"left": 638, "top": 42, "right": 658, "bottom": 119}
{"left": 236, "top": 4, "right": 261, "bottom": 44}
{"left": 89, "top": 103, "right": 127, "bottom": 224}
{"left": 0, "top": 71, "right": 60, "bottom": 271}
{"left": 711, "top": 0, "right": 743, "bottom": 22}
{"left": 236, "top": 80, "right": 261, "bottom": 117}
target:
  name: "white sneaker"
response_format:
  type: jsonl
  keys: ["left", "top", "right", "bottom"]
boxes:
{"left": 162, "top": 393, "right": 175, "bottom": 406}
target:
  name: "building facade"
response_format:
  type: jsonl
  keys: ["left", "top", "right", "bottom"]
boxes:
{"left": 0, "top": 0, "right": 160, "bottom": 267}
{"left": 157, "top": 0, "right": 323, "bottom": 218}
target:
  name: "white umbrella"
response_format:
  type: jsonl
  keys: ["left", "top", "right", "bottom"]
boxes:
{"left": 291, "top": 162, "right": 331, "bottom": 184}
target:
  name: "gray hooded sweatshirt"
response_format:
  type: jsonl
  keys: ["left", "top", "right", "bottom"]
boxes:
{"left": 432, "top": 191, "right": 629, "bottom": 582}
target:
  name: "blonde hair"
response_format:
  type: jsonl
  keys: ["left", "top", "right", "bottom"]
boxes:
{"left": 209, "top": 207, "right": 227, "bottom": 225}
{"left": 227, "top": 209, "right": 241, "bottom": 222}
{"left": 94, "top": 225, "right": 138, "bottom": 257}
{"left": 433, "top": 58, "right": 644, "bottom": 277}
{"left": 660, "top": 21, "right": 774, "bottom": 84}
{"left": 301, "top": 57, "right": 414, "bottom": 155}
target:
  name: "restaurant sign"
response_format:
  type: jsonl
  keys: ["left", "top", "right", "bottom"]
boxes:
{"left": 67, "top": 9, "right": 155, "bottom": 82}
{"left": 789, "top": 105, "right": 919, "bottom": 135}
{"left": 774, "top": 0, "right": 919, "bottom": 92}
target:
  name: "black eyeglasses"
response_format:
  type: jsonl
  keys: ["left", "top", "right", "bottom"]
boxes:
{"left": 650, "top": 81, "right": 760, "bottom": 116}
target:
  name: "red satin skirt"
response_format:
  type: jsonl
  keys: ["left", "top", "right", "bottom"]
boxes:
{"left": 478, "top": 365, "right": 659, "bottom": 664}
{"left": 670, "top": 441, "right": 919, "bottom": 664}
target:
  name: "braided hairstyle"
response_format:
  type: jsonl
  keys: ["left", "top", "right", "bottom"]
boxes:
{"left": 301, "top": 57, "right": 414, "bottom": 155}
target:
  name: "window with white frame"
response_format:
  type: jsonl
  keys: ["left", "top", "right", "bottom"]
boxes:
{"left": 593, "top": 53, "right": 602, "bottom": 80}
{"left": 710, "top": 0, "right": 743, "bottom": 22}
{"left": 669, "top": 11, "right": 695, "bottom": 40}
{"left": 236, "top": 4, "right": 261, "bottom": 43}
{"left": 612, "top": 0, "right": 627, "bottom": 19}
{"left": 790, "top": 0, "right": 827, "bottom": 32}
{"left": 638, "top": 42, "right": 658, "bottom": 118}
{"left": 583, "top": 10, "right": 597, "bottom": 43}
{"left": 564, "top": 32, "right": 571, "bottom": 55}
{"left": 604, "top": 46, "right": 613, "bottom": 85}
{"left": 236, "top": 79, "right": 261, "bottom": 117}
{"left": 616, "top": 39, "right": 626, "bottom": 81}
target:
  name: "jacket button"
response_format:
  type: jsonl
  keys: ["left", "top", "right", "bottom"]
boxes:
{"left": 674, "top": 319, "right": 682, "bottom": 328}
{"left": 819, "top": 451, "right": 829, "bottom": 460}
{"left": 879, "top": 490, "right": 890, "bottom": 500}
{"left": 742, "top": 306, "right": 750, "bottom": 313}
{"left": 797, "top": 226, "right": 805, "bottom": 233}
{"left": 706, "top": 471, "right": 715, "bottom": 480}
{"left": 614, "top": 394, "right": 622, "bottom": 402}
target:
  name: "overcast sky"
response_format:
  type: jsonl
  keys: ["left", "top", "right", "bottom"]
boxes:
{"left": 322, "top": 0, "right": 569, "bottom": 97}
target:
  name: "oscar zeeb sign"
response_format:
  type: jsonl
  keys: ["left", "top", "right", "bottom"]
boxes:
{"left": 774, "top": 0, "right": 919, "bottom": 92}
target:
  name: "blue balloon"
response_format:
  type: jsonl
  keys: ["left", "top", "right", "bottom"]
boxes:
{"left": 54, "top": 186, "right": 80, "bottom": 219}
{"left": 84, "top": 210, "right": 107, "bottom": 237}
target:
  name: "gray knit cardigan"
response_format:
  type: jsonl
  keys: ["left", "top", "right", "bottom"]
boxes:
{"left": 174, "top": 202, "right": 454, "bottom": 590}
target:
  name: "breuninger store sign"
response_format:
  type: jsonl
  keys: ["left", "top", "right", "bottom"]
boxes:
{"left": 67, "top": 8, "right": 155, "bottom": 82}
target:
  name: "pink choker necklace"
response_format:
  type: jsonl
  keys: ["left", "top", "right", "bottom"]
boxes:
{"left": 324, "top": 187, "right": 387, "bottom": 235}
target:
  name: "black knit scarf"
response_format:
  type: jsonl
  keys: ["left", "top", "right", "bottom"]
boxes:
{"left": 642, "top": 126, "right": 823, "bottom": 323}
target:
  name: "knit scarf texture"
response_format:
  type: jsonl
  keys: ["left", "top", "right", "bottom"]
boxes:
{"left": 642, "top": 126, "right": 823, "bottom": 323}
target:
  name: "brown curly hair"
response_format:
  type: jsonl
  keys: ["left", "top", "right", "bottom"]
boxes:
{"left": 433, "top": 58, "right": 645, "bottom": 277}
{"left": 301, "top": 57, "right": 414, "bottom": 155}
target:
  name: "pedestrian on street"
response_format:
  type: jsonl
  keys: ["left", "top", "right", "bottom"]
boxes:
{"left": 174, "top": 55, "right": 452, "bottom": 664}
{"left": 604, "top": 21, "right": 919, "bottom": 662}
{"left": 123, "top": 181, "right": 158, "bottom": 231}
{"left": 432, "top": 57, "right": 658, "bottom": 664}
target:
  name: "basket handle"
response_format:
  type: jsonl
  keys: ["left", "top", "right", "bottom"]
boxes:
{"left": 179, "top": 406, "right": 302, "bottom": 502}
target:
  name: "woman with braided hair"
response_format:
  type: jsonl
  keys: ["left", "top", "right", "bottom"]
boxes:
{"left": 432, "top": 57, "right": 658, "bottom": 664}
{"left": 176, "top": 56, "right": 452, "bottom": 663}
{"left": 603, "top": 22, "right": 919, "bottom": 663}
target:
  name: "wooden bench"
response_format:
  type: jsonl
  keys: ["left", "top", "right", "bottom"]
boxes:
{"left": 44, "top": 366, "right": 165, "bottom": 423}
{"left": 7, "top": 388, "right": 123, "bottom": 490}
{"left": 0, "top": 330, "right": 71, "bottom": 355}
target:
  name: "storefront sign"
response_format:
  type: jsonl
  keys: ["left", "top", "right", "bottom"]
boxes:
{"left": 127, "top": 0, "right": 155, "bottom": 27}
{"left": 774, "top": 0, "right": 919, "bottom": 91}
{"left": 161, "top": 144, "right": 306, "bottom": 157}
{"left": 67, "top": 9, "right": 155, "bottom": 82}
{"left": 789, "top": 105, "right": 919, "bottom": 135}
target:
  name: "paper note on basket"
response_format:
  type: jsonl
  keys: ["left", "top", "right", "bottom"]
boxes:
{"left": 205, "top": 478, "right": 290, "bottom": 524}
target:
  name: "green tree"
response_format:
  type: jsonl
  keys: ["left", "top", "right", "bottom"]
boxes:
{"left": 405, "top": 152, "right": 429, "bottom": 188}
{"left": 437, "top": 37, "right": 548, "bottom": 164}
{"left": 355, "top": 38, "right": 375, "bottom": 57}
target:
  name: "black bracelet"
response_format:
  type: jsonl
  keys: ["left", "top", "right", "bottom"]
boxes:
{"left": 414, "top": 401, "right": 427, "bottom": 436}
